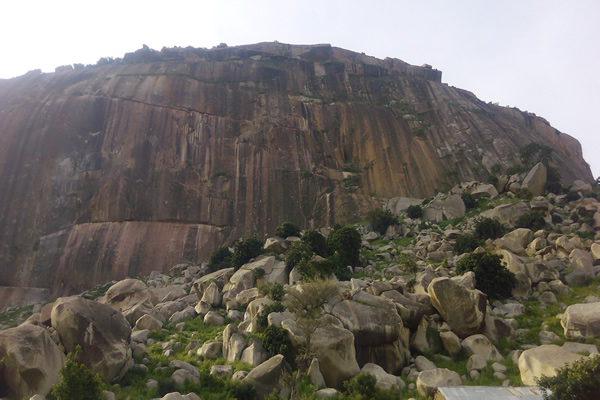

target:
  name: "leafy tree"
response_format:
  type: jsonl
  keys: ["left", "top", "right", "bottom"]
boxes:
{"left": 456, "top": 252, "right": 516, "bottom": 299}
{"left": 486, "top": 174, "right": 499, "bottom": 186}
{"left": 406, "top": 204, "right": 423, "bottom": 219}
{"left": 474, "top": 217, "right": 503, "bottom": 240}
{"left": 300, "top": 229, "right": 329, "bottom": 257}
{"left": 536, "top": 354, "right": 600, "bottom": 400}
{"left": 262, "top": 325, "right": 292, "bottom": 360}
{"left": 461, "top": 193, "right": 477, "bottom": 210}
{"left": 454, "top": 234, "right": 480, "bottom": 254}
{"left": 49, "top": 345, "right": 104, "bottom": 400}
{"left": 515, "top": 187, "right": 533, "bottom": 200}
{"left": 231, "top": 236, "right": 264, "bottom": 270}
{"left": 516, "top": 210, "right": 547, "bottom": 231}
{"left": 207, "top": 246, "right": 232, "bottom": 272}
{"left": 285, "top": 241, "right": 314, "bottom": 271}
{"left": 326, "top": 225, "right": 361, "bottom": 269}
{"left": 275, "top": 222, "right": 301, "bottom": 238}
{"left": 366, "top": 208, "right": 399, "bottom": 235}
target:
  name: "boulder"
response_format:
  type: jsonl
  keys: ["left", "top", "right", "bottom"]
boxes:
{"left": 198, "top": 342, "right": 222, "bottom": 360}
{"left": 414, "top": 355, "right": 436, "bottom": 372}
{"left": 135, "top": 314, "right": 163, "bottom": 331}
{"left": 442, "top": 194, "right": 466, "bottom": 220}
{"left": 201, "top": 282, "right": 222, "bottom": 308}
{"left": 384, "top": 197, "right": 424, "bottom": 216}
{"left": 0, "top": 324, "right": 65, "bottom": 399}
{"left": 439, "top": 331, "right": 462, "bottom": 358}
{"left": 423, "top": 199, "right": 444, "bottom": 222}
{"left": 210, "top": 365, "right": 233, "bottom": 378}
{"left": 332, "top": 291, "right": 405, "bottom": 372}
{"left": 241, "top": 338, "right": 269, "bottom": 367}
{"left": 416, "top": 368, "right": 461, "bottom": 397}
{"left": 204, "top": 311, "right": 226, "bottom": 326}
{"left": 461, "top": 334, "right": 503, "bottom": 362}
{"left": 223, "top": 324, "right": 246, "bottom": 362}
{"left": 104, "top": 279, "right": 155, "bottom": 326}
{"left": 171, "top": 369, "right": 199, "bottom": 388}
{"left": 307, "top": 358, "right": 326, "bottom": 387}
{"left": 309, "top": 324, "right": 361, "bottom": 389}
{"left": 471, "top": 184, "right": 499, "bottom": 200}
{"left": 264, "top": 237, "right": 289, "bottom": 254}
{"left": 51, "top": 296, "right": 133, "bottom": 382}
{"left": 561, "top": 303, "right": 600, "bottom": 339}
{"left": 428, "top": 277, "right": 486, "bottom": 338}
{"left": 193, "top": 268, "right": 235, "bottom": 299}
{"left": 412, "top": 315, "right": 442, "bottom": 355}
{"left": 244, "top": 355, "right": 292, "bottom": 399}
{"left": 522, "top": 162, "right": 547, "bottom": 197}
{"left": 360, "top": 363, "right": 405, "bottom": 392}
{"left": 481, "top": 202, "right": 529, "bottom": 224}
{"left": 518, "top": 344, "right": 585, "bottom": 385}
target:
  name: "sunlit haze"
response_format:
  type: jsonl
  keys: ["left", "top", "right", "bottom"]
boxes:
{"left": 2, "top": 0, "right": 599, "bottom": 177}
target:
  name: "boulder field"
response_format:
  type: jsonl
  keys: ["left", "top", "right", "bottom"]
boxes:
{"left": 0, "top": 178, "right": 599, "bottom": 399}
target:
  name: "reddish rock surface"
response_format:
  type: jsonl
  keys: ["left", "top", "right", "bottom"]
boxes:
{"left": 0, "top": 43, "right": 593, "bottom": 294}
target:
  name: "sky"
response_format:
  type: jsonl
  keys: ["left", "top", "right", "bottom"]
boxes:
{"left": 1, "top": 0, "right": 599, "bottom": 178}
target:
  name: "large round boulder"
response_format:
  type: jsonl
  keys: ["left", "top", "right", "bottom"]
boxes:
{"left": 518, "top": 344, "right": 585, "bottom": 385}
{"left": 51, "top": 296, "right": 133, "bottom": 382}
{"left": 310, "top": 324, "right": 361, "bottom": 389}
{"left": 561, "top": 302, "right": 600, "bottom": 339}
{"left": 244, "top": 355, "right": 292, "bottom": 399}
{"left": 0, "top": 324, "right": 65, "bottom": 399}
{"left": 416, "top": 368, "right": 461, "bottom": 397}
{"left": 104, "top": 279, "right": 155, "bottom": 326}
{"left": 428, "top": 277, "right": 486, "bottom": 338}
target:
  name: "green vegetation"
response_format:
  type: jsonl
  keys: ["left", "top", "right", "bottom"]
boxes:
{"left": 536, "top": 355, "right": 600, "bottom": 400}
{"left": 456, "top": 252, "right": 517, "bottom": 299}
{"left": 207, "top": 247, "right": 233, "bottom": 272}
{"left": 275, "top": 222, "right": 301, "bottom": 238}
{"left": 474, "top": 217, "right": 504, "bottom": 240}
{"left": 454, "top": 234, "right": 481, "bottom": 254}
{"left": 515, "top": 187, "right": 533, "bottom": 200}
{"left": 367, "top": 208, "right": 399, "bottom": 235}
{"left": 406, "top": 204, "right": 423, "bottom": 219}
{"left": 231, "top": 237, "right": 264, "bottom": 270}
{"left": 461, "top": 192, "right": 478, "bottom": 210}
{"left": 342, "top": 373, "right": 399, "bottom": 399}
{"left": 516, "top": 210, "right": 547, "bottom": 231}
{"left": 300, "top": 229, "right": 329, "bottom": 257}
{"left": 48, "top": 346, "right": 104, "bottom": 400}
{"left": 262, "top": 325, "right": 292, "bottom": 360}
{"left": 326, "top": 225, "right": 362, "bottom": 268}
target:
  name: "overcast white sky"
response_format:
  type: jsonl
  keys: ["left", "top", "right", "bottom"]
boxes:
{"left": 1, "top": 0, "right": 598, "bottom": 178}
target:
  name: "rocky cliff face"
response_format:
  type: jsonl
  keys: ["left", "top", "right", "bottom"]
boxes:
{"left": 0, "top": 42, "right": 593, "bottom": 294}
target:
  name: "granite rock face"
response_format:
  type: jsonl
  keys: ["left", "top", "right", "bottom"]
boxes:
{"left": 0, "top": 42, "right": 593, "bottom": 294}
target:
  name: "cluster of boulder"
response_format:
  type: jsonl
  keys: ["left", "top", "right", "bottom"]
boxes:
{"left": 1, "top": 176, "right": 599, "bottom": 399}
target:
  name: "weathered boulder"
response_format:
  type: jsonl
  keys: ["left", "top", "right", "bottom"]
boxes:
{"left": 519, "top": 344, "right": 585, "bottom": 385}
{"left": 461, "top": 334, "right": 503, "bottom": 362}
{"left": 442, "top": 194, "right": 466, "bottom": 220}
{"left": 385, "top": 197, "right": 424, "bottom": 216}
{"left": 416, "top": 368, "right": 461, "bottom": 397}
{"left": 51, "top": 296, "right": 133, "bottom": 381}
{"left": 104, "top": 279, "right": 155, "bottom": 326}
{"left": 264, "top": 237, "right": 289, "bottom": 254}
{"left": 412, "top": 315, "right": 442, "bottom": 355}
{"left": 241, "top": 338, "right": 269, "bottom": 367}
{"left": 204, "top": 311, "right": 226, "bottom": 326}
{"left": 439, "top": 330, "right": 461, "bottom": 358}
{"left": 193, "top": 268, "right": 235, "bottom": 299}
{"left": 307, "top": 358, "right": 326, "bottom": 387}
{"left": 481, "top": 202, "right": 529, "bottom": 224}
{"left": 471, "top": 184, "right": 499, "bottom": 200}
{"left": 309, "top": 324, "right": 361, "bottom": 389}
{"left": 522, "top": 162, "right": 547, "bottom": 197}
{"left": 244, "top": 355, "right": 292, "bottom": 399}
{"left": 0, "top": 324, "right": 65, "bottom": 400}
{"left": 332, "top": 291, "right": 405, "bottom": 372}
{"left": 360, "top": 363, "right": 405, "bottom": 392}
{"left": 561, "top": 303, "right": 600, "bottom": 339}
{"left": 201, "top": 281, "right": 222, "bottom": 308}
{"left": 198, "top": 342, "right": 222, "bottom": 360}
{"left": 135, "top": 314, "right": 163, "bottom": 331}
{"left": 428, "top": 277, "right": 486, "bottom": 338}
{"left": 223, "top": 324, "right": 246, "bottom": 362}
{"left": 423, "top": 199, "right": 444, "bottom": 222}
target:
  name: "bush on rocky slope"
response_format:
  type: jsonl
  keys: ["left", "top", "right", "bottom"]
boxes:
{"left": 536, "top": 354, "right": 600, "bottom": 400}
{"left": 456, "top": 252, "right": 517, "bottom": 300}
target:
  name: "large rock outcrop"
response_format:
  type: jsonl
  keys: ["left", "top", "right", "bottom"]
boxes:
{"left": 0, "top": 324, "right": 65, "bottom": 399}
{"left": 51, "top": 296, "right": 133, "bottom": 381}
{"left": 0, "top": 42, "right": 592, "bottom": 295}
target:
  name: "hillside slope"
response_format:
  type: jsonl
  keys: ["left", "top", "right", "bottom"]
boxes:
{"left": 0, "top": 42, "right": 593, "bottom": 294}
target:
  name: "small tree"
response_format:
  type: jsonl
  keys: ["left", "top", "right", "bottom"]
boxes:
{"left": 516, "top": 210, "right": 547, "bottom": 231}
{"left": 474, "top": 217, "right": 503, "bottom": 240}
{"left": 456, "top": 252, "right": 516, "bottom": 300}
{"left": 406, "top": 204, "right": 423, "bottom": 219}
{"left": 275, "top": 222, "right": 301, "bottom": 238}
{"left": 49, "top": 346, "right": 104, "bottom": 400}
{"left": 454, "top": 234, "right": 480, "bottom": 254}
{"left": 231, "top": 236, "right": 264, "bottom": 270}
{"left": 366, "top": 208, "right": 398, "bottom": 235}
{"left": 300, "top": 229, "right": 329, "bottom": 257}
{"left": 326, "top": 225, "right": 361, "bottom": 269}
{"left": 461, "top": 193, "right": 477, "bottom": 210}
{"left": 536, "top": 354, "right": 600, "bottom": 400}
{"left": 285, "top": 241, "right": 314, "bottom": 271}
{"left": 207, "top": 246, "right": 232, "bottom": 272}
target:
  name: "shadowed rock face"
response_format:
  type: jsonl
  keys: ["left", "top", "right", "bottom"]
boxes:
{"left": 0, "top": 43, "right": 592, "bottom": 294}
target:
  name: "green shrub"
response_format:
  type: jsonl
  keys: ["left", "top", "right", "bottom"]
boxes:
{"left": 486, "top": 174, "right": 499, "bottom": 186}
{"left": 490, "top": 163, "right": 502, "bottom": 174}
{"left": 285, "top": 241, "right": 314, "bottom": 271}
{"left": 366, "top": 208, "right": 399, "bottom": 235}
{"left": 551, "top": 213, "right": 563, "bottom": 224}
{"left": 326, "top": 225, "right": 361, "bottom": 268}
{"left": 536, "top": 354, "right": 600, "bottom": 400}
{"left": 275, "top": 222, "right": 301, "bottom": 238}
{"left": 297, "top": 256, "right": 350, "bottom": 281}
{"left": 207, "top": 246, "right": 232, "bottom": 272}
{"left": 515, "top": 187, "right": 533, "bottom": 200}
{"left": 49, "top": 346, "right": 104, "bottom": 400}
{"left": 342, "top": 373, "right": 399, "bottom": 400}
{"left": 406, "top": 204, "right": 423, "bottom": 219}
{"left": 565, "top": 190, "right": 580, "bottom": 202}
{"left": 474, "top": 217, "right": 504, "bottom": 240}
{"left": 300, "top": 229, "right": 329, "bottom": 257}
{"left": 461, "top": 193, "right": 478, "bottom": 210}
{"left": 252, "top": 267, "right": 266, "bottom": 280}
{"left": 456, "top": 252, "right": 517, "bottom": 300}
{"left": 227, "top": 380, "right": 257, "bottom": 400}
{"left": 231, "top": 236, "right": 264, "bottom": 270}
{"left": 268, "top": 283, "right": 285, "bottom": 301}
{"left": 262, "top": 325, "right": 292, "bottom": 359}
{"left": 397, "top": 253, "right": 418, "bottom": 274}
{"left": 454, "top": 234, "right": 480, "bottom": 254}
{"left": 516, "top": 210, "right": 547, "bottom": 231}
{"left": 257, "top": 302, "right": 285, "bottom": 328}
